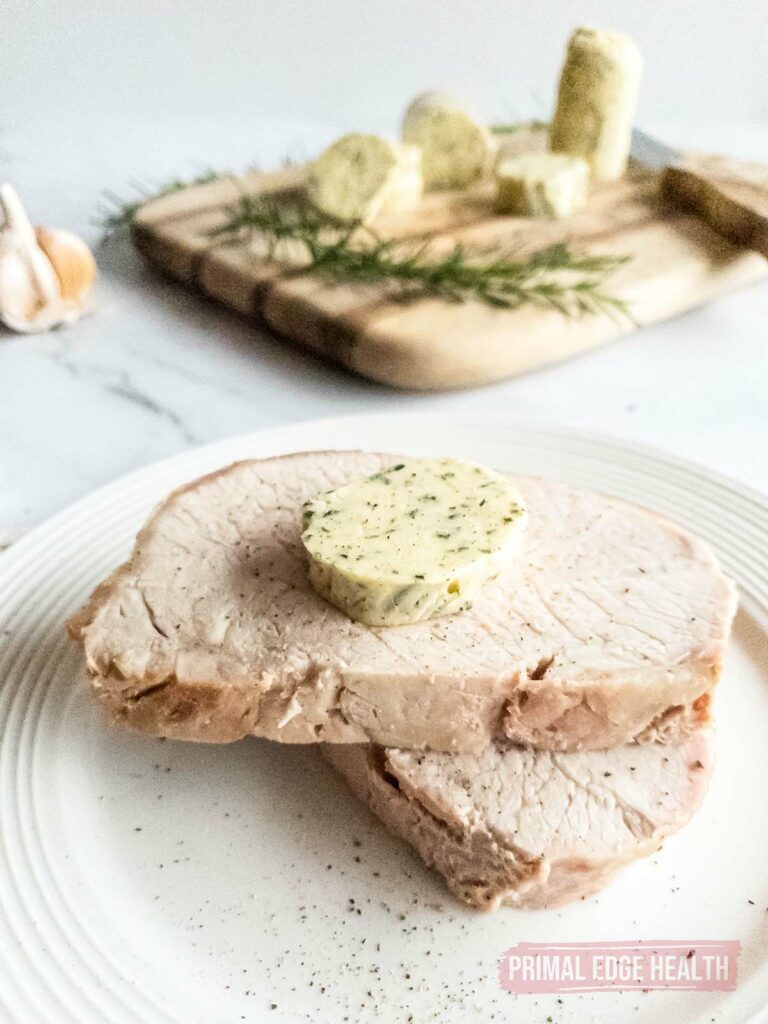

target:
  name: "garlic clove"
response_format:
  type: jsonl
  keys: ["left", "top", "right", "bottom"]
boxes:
{"left": 35, "top": 226, "right": 96, "bottom": 306}
{"left": 0, "top": 259, "right": 60, "bottom": 333}
{"left": 0, "top": 184, "right": 96, "bottom": 334}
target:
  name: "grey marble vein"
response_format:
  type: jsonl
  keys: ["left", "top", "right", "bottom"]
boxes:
{"left": 49, "top": 350, "right": 201, "bottom": 445}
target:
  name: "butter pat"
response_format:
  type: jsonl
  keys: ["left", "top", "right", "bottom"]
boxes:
{"left": 495, "top": 152, "right": 589, "bottom": 218}
{"left": 550, "top": 27, "right": 642, "bottom": 181}
{"left": 308, "top": 133, "right": 423, "bottom": 225}
{"left": 402, "top": 92, "right": 493, "bottom": 189}
{"left": 301, "top": 458, "right": 527, "bottom": 626}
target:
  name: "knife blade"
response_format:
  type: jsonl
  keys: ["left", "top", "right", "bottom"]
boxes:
{"left": 630, "top": 128, "right": 681, "bottom": 171}
{"left": 631, "top": 127, "right": 768, "bottom": 258}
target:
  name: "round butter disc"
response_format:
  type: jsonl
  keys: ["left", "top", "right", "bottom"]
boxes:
{"left": 495, "top": 152, "right": 589, "bottom": 218}
{"left": 402, "top": 92, "right": 493, "bottom": 189}
{"left": 308, "top": 133, "right": 422, "bottom": 225}
{"left": 301, "top": 457, "right": 527, "bottom": 626}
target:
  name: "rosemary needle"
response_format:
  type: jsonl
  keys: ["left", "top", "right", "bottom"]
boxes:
{"left": 97, "top": 164, "right": 631, "bottom": 319}
{"left": 211, "top": 196, "right": 632, "bottom": 319}
{"left": 97, "top": 170, "right": 226, "bottom": 237}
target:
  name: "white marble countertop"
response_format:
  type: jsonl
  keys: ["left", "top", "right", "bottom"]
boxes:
{"left": 1, "top": 116, "right": 767, "bottom": 546}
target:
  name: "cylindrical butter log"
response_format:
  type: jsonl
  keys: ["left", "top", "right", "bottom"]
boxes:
{"left": 402, "top": 92, "right": 493, "bottom": 189}
{"left": 549, "top": 27, "right": 642, "bottom": 182}
{"left": 495, "top": 152, "right": 589, "bottom": 218}
{"left": 308, "top": 133, "right": 423, "bottom": 225}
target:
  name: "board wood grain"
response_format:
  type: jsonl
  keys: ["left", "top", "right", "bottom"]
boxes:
{"left": 131, "top": 130, "right": 768, "bottom": 391}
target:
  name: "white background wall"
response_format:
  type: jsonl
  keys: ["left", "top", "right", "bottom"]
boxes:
{"left": 6, "top": 0, "right": 767, "bottom": 132}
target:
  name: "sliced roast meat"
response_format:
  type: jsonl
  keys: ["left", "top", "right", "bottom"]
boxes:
{"left": 69, "top": 451, "right": 735, "bottom": 752}
{"left": 322, "top": 712, "right": 714, "bottom": 910}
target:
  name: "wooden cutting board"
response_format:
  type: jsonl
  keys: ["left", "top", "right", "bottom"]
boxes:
{"left": 131, "top": 128, "right": 768, "bottom": 391}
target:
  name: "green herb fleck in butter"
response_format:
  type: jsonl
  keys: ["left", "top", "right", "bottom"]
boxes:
{"left": 301, "top": 457, "right": 527, "bottom": 626}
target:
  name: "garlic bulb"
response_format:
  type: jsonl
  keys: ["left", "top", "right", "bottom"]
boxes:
{"left": 0, "top": 184, "right": 96, "bottom": 333}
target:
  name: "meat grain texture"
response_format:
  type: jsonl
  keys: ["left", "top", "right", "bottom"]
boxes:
{"left": 69, "top": 451, "right": 736, "bottom": 753}
{"left": 323, "top": 718, "right": 714, "bottom": 910}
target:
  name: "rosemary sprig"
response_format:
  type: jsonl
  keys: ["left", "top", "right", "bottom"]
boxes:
{"left": 97, "top": 170, "right": 225, "bottom": 237}
{"left": 212, "top": 196, "right": 631, "bottom": 318}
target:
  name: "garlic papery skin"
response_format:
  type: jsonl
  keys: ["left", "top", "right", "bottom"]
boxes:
{"left": 36, "top": 226, "right": 96, "bottom": 307}
{"left": 0, "top": 184, "right": 96, "bottom": 334}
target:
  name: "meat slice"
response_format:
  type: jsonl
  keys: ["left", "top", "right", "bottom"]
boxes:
{"left": 322, "top": 716, "right": 715, "bottom": 910}
{"left": 68, "top": 451, "right": 735, "bottom": 752}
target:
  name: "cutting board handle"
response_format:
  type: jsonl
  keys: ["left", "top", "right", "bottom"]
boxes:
{"left": 661, "top": 154, "right": 768, "bottom": 259}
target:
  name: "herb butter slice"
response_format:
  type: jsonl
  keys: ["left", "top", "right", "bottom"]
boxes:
{"left": 308, "top": 133, "right": 423, "bottom": 225}
{"left": 301, "top": 457, "right": 527, "bottom": 626}
{"left": 402, "top": 92, "right": 493, "bottom": 189}
{"left": 495, "top": 152, "right": 589, "bottom": 218}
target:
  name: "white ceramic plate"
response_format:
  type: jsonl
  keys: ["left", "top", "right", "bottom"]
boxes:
{"left": 1, "top": 415, "right": 767, "bottom": 1024}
